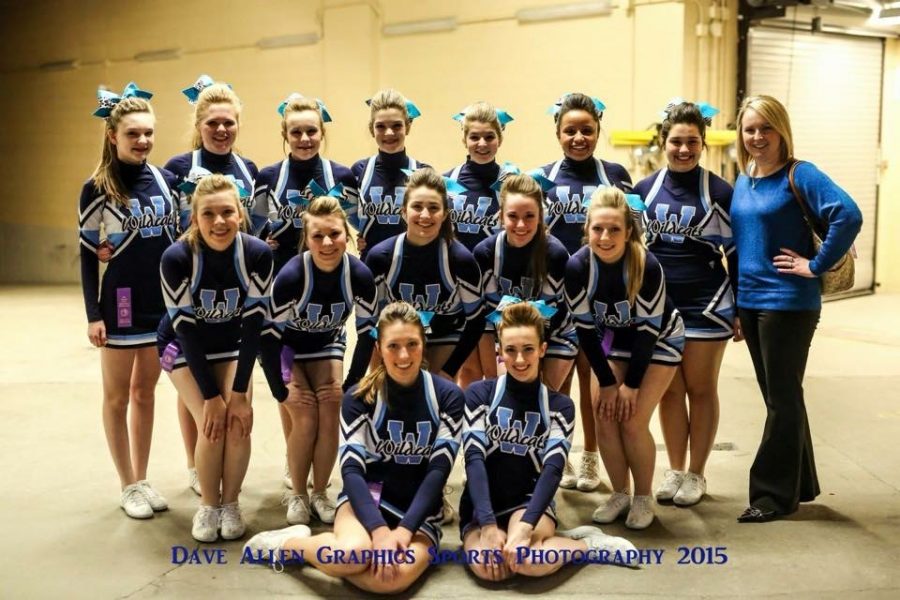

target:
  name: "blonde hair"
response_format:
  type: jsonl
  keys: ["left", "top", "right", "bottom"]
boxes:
{"left": 404, "top": 168, "right": 455, "bottom": 243}
{"left": 735, "top": 94, "right": 794, "bottom": 174}
{"left": 368, "top": 88, "right": 412, "bottom": 134}
{"left": 461, "top": 101, "right": 503, "bottom": 142}
{"left": 91, "top": 97, "right": 154, "bottom": 206}
{"left": 499, "top": 174, "right": 548, "bottom": 295}
{"left": 354, "top": 302, "right": 427, "bottom": 404}
{"left": 179, "top": 174, "right": 244, "bottom": 252}
{"left": 585, "top": 187, "right": 646, "bottom": 304}
{"left": 192, "top": 83, "right": 242, "bottom": 150}
{"left": 497, "top": 302, "right": 546, "bottom": 345}
{"left": 299, "top": 196, "right": 353, "bottom": 252}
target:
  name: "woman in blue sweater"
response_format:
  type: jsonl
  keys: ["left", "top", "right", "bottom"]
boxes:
{"left": 731, "top": 95, "right": 862, "bottom": 522}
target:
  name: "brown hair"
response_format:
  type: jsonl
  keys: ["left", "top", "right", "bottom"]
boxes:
{"left": 179, "top": 174, "right": 244, "bottom": 252}
{"left": 555, "top": 92, "right": 602, "bottom": 136}
{"left": 192, "top": 83, "right": 241, "bottom": 150}
{"left": 585, "top": 187, "right": 646, "bottom": 304}
{"left": 404, "top": 167, "right": 455, "bottom": 243}
{"left": 461, "top": 101, "right": 503, "bottom": 142}
{"left": 499, "top": 174, "right": 548, "bottom": 295}
{"left": 299, "top": 196, "right": 353, "bottom": 253}
{"left": 91, "top": 97, "right": 154, "bottom": 206}
{"left": 497, "top": 302, "right": 546, "bottom": 345}
{"left": 354, "top": 302, "right": 427, "bottom": 404}
{"left": 659, "top": 101, "right": 707, "bottom": 149}
{"left": 368, "top": 88, "right": 412, "bottom": 135}
{"left": 281, "top": 95, "right": 326, "bottom": 156}
{"left": 735, "top": 94, "right": 794, "bottom": 174}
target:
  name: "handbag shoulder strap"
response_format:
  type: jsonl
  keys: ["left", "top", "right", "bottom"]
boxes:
{"left": 787, "top": 159, "right": 825, "bottom": 238}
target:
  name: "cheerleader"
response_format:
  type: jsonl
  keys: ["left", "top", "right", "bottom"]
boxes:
{"left": 164, "top": 76, "right": 260, "bottom": 495}
{"left": 539, "top": 92, "right": 633, "bottom": 492}
{"left": 253, "top": 94, "right": 358, "bottom": 274}
{"left": 566, "top": 187, "right": 684, "bottom": 529}
{"left": 473, "top": 173, "right": 576, "bottom": 391}
{"left": 244, "top": 302, "right": 463, "bottom": 595}
{"left": 79, "top": 83, "right": 177, "bottom": 519}
{"left": 633, "top": 101, "right": 737, "bottom": 507}
{"left": 364, "top": 168, "right": 484, "bottom": 379}
{"left": 352, "top": 89, "right": 430, "bottom": 255}
{"left": 158, "top": 174, "right": 273, "bottom": 542}
{"left": 259, "top": 196, "right": 378, "bottom": 525}
{"left": 461, "top": 302, "right": 636, "bottom": 581}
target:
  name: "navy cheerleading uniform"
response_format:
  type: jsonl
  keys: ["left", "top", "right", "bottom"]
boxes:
{"left": 351, "top": 150, "right": 430, "bottom": 254}
{"left": 253, "top": 155, "right": 358, "bottom": 273}
{"left": 165, "top": 147, "right": 258, "bottom": 232}
{"left": 538, "top": 156, "right": 633, "bottom": 254}
{"left": 635, "top": 166, "right": 736, "bottom": 340}
{"left": 260, "top": 252, "right": 378, "bottom": 400}
{"left": 338, "top": 371, "right": 463, "bottom": 545}
{"left": 473, "top": 231, "right": 577, "bottom": 359}
{"left": 365, "top": 234, "right": 484, "bottom": 377}
{"left": 78, "top": 160, "right": 178, "bottom": 348}
{"left": 459, "top": 375, "right": 574, "bottom": 536}
{"left": 565, "top": 247, "right": 684, "bottom": 388}
{"left": 157, "top": 233, "right": 273, "bottom": 400}
{"left": 444, "top": 159, "right": 501, "bottom": 251}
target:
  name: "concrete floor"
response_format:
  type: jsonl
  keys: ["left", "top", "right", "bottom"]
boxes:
{"left": 2, "top": 286, "right": 899, "bottom": 599}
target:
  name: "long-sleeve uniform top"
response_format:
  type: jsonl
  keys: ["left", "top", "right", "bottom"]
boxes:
{"left": 444, "top": 159, "right": 501, "bottom": 252}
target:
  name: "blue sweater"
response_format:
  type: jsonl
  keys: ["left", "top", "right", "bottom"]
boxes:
{"left": 731, "top": 161, "right": 863, "bottom": 310}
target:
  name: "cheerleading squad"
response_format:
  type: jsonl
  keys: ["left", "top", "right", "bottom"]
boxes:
{"left": 79, "top": 79, "right": 861, "bottom": 592}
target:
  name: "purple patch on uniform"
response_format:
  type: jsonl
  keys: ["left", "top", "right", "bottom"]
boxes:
{"left": 160, "top": 341, "right": 181, "bottom": 373}
{"left": 116, "top": 287, "right": 132, "bottom": 328}
{"left": 280, "top": 346, "right": 293, "bottom": 384}
{"left": 367, "top": 481, "right": 383, "bottom": 506}
{"left": 601, "top": 329, "right": 614, "bottom": 354}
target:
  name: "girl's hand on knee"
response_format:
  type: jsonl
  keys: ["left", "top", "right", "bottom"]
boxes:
{"left": 502, "top": 521, "right": 533, "bottom": 573}
{"left": 370, "top": 526, "right": 400, "bottom": 584}
{"left": 226, "top": 391, "right": 253, "bottom": 438}
{"left": 596, "top": 384, "right": 618, "bottom": 421}
{"left": 203, "top": 396, "right": 227, "bottom": 442}
{"left": 616, "top": 385, "right": 638, "bottom": 422}
{"left": 480, "top": 525, "right": 507, "bottom": 580}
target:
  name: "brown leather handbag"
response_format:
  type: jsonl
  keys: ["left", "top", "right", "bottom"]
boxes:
{"left": 787, "top": 161, "right": 855, "bottom": 295}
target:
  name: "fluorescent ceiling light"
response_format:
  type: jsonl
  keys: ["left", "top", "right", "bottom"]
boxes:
{"left": 382, "top": 17, "right": 458, "bottom": 36}
{"left": 517, "top": 1, "right": 612, "bottom": 23}
{"left": 134, "top": 48, "right": 181, "bottom": 62}
{"left": 256, "top": 32, "right": 320, "bottom": 49}
{"left": 39, "top": 59, "right": 78, "bottom": 71}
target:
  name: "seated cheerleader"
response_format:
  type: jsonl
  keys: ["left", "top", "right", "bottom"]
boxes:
{"left": 158, "top": 174, "right": 273, "bottom": 542}
{"left": 460, "top": 302, "right": 636, "bottom": 581}
{"left": 244, "top": 302, "right": 464, "bottom": 594}
{"left": 565, "top": 187, "right": 684, "bottom": 530}
{"left": 259, "top": 196, "right": 378, "bottom": 525}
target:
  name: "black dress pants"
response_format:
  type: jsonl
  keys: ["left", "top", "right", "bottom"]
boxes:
{"left": 738, "top": 307, "right": 821, "bottom": 515}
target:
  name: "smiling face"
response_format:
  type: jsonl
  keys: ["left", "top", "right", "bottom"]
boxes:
{"left": 465, "top": 121, "right": 501, "bottom": 164}
{"left": 304, "top": 214, "right": 347, "bottom": 271}
{"left": 199, "top": 103, "right": 238, "bottom": 155}
{"left": 109, "top": 112, "right": 154, "bottom": 165}
{"left": 499, "top": 324, "right": 546, "bottom": 383}
{"left": 741, "top": 107, "right": 783, "bottom": 168}
{"left": 557, "top": 109, "right": 599, "bottom": 161}
{"left": 588, "top": 206, "right": 629, "bottom": 263}
{"left": 372, "top": 108, "right": 408, "bottom": 154}
{"left": 379, "top": 321, "right": 424, "bottom": 386}
{"left": 664, "top": 123, "right": 703, "bottom": 173}
{"left": 193, "top": 190, "right": 243, "bottom": 251}
{"left": 403, "top": 185, "right": 446, "bottom": 245}
{"left": 502, "top": 192, "right": 541, "bottom": 248}
{"left": 284, "top": 110, "right": 323, "bottom": 161}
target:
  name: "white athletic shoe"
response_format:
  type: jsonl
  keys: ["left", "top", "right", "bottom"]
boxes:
{"left": 558, "top": 525, "right": 640, "bottom": 568}
{"left": 625, "top": 495, "right": 655, "bottom": 530}
{"left": 442, "top": 486, "right": 456, "bottom": 524}
{"left": 592, "top": 492, "right": 631, "bottom": 524}
{"left": 188, "top": 468, "right": 202, "bottom": 496}
{"left": 673, "top": 472, "right": 707, "bottom": 507}
{"left": 576, "top": 451, "right": 602, "bottom": 491}
{"left": 137, "top": 480, "right": 168, "bottom": 512}
{"left": 310, "top": 492, "right": 336, "bottom": 524}
{"left": 655, "top": 469, "right": 685, "bottom": 502}
{"left": 220, "top": 502, "right": 246, "bottom": 540}
{"left": 243, "top": 525, "right": 311, "bottom": 565}
{"left": 121, "top": 483, "right": 153, "bottom": 519}
{"left": 284, "top": 494, "right": 310, "bottom": 525}
{"left": 560, "top": 458, "right": 577, "bottom": 489}
{"left": 192, "top": 505, "right": 220, "bottom": 543}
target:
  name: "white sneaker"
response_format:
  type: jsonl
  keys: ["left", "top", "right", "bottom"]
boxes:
{"left": 243, "top": 524, "right": 311, "bottom": 565}
{"left": 310, "top": 492, "right": 336, "bottom": 524}
{"left": 283, "top": 463, "right": 293, "bottom": 490}
{"left": 137, "top": 480, "right": 168, "bottom": 512}
{"left": 625, "top": 495, "right": 655, "bottom": 530}
{"left": 220, "top": 502, "right": 246, "bottom": 540}
{"left": 655, "top": 469, "right": 685, "bottom": 502}
{"left": 673, "top": 472, "right": 707, "bottom": 506}
{"left": 592, "top": 492, "right": 631, "bottom": 524}
{"left": 560, "top": 458, "right": 577, "bottom": 489}
{"left": 284, "top": 494, "right": 310, "bottom": 525}
{"left": 121, "top": 483, "right": 153, "bottom": 519}
{"left": 188, "top": 468, "right": 201, "bottom": 496}
{"left": 558, "top": 525, "right": 640, "bottom": 568}
{"left": 192, "top": 505, "right": 220, "bottom": 542}
{"left": 442, "top": 486, "right": 456, "bottom": 524}
{"left": 576, "top": 451, "right": 602, "bottom": 491}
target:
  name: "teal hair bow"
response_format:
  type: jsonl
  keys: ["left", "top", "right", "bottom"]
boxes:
{"left": 490, "top": 162, "right": 555, "bottom": 193}
{"left": 92, "top": 82, "right": 153, "bottom": 118}
{"left": 547, "top": 93, "right": 606, "bottom": 118}
{"left": 452, "top": 106, "right": 514, "bottom": 128}
{"left": 365, "top": 97, "right": 422, "bottom": 120}
{"left": 369, "top": 310, "right": 435, "bottom": 339}
{"left": 486, "top": 295, "right": 557, "bottom": 326}
{"left": 306, "top": 181, "right": 355, "bottom": 212}
{"left": 278, "top": 93, "right": 333, "bottom": 122}
{"left": 177, "top": 167, "right": 250, "bottom": 199}
{"left": 660, "top": 98, "right": 720, "bottom": 125}
{"left": 181, "top": 74, "right": 216, "bottom": 104}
